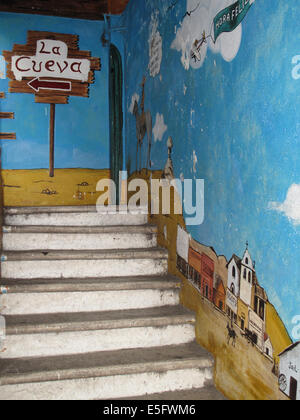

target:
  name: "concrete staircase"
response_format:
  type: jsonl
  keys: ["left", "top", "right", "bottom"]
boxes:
{"left": 0, "top": 206, "right": 221, "bottom": 400}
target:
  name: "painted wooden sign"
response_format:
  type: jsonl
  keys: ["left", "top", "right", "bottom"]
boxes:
{"left": 0, "top": 92, "right": 16, "bottom": 140}
{"left": 2, "top": 31, "right": 101, "bottom": 176}
{"left": 3, "top": 31, "right": 101, "bottom": 104}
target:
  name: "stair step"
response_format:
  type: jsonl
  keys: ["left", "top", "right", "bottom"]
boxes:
{"left": 0, "top": 342, "right": 213, "bottom": 400}
{"left": 2, "top": 225, "right": 157, "bottom": 251}
{"left": 6, "top": 306, "right": 195, "bottom": 335}
{"left": 2, "top": 307, "right": 196, "bottom": 358}
{"left": 4, "top": 205, "right": 146, "bottom": 214}
{"left": 1, "top": 274, "right": 181, "bottom": 293}
{"left": 4, "top": 206, "right": 148, "bottom": 226}
{"left": 1, "top": 276, "right": 179, "bottom": 315}
{"left": 1, "top": 247, "right": 168, "bottom": 261}
{"left": 120, "top": 386, "right": 226, "bottom": 400}
{"left": 2, "top": 225, "right": 156, "bottom": 234}
{"left": 1, "top": 248, "right": 168, "bottom": 279}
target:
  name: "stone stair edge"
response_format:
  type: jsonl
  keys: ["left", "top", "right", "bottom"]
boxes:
{"left": 0, "top": 342, "right": 213, "bottom": 386}
{"left": 2, "top": 225, "right": 157, "bottom": 234}
{"left": 4, "top": 205, "right": 149, "bottom": 215}
{"left": 0, "top": 274, "right": 181, "bottom": 294}
{"left": 1, "top": 247, "right": 169, "bottom": 261}
{"left": 5, "top": 305, "right": 196, "bottom": 335}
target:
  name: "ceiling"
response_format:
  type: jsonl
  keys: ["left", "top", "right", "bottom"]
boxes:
{"left": 0, "top": 0, "right": 130, "bottom": 20}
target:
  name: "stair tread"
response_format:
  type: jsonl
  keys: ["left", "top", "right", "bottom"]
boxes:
{"left": 119, "top": 386, "right": 227, "bottom": 400}
{"left": 0, "top": 274, "right": 181, "bottom": 293}
{"left": 5, "top": 305, "right": 194, "bottom": 334}
{"left": 3, "top": 225, "right": 157, "bottom": 234}
{"left": 0, "top": 342, "right": 213, "bottom": 385}
{"left": 2, "top": 247, "right": 168, "bottom": 261}
{"left": 4, "top": 205, "right": 147, "bottom": 215}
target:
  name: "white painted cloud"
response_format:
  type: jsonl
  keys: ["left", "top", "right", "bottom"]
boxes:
{"left": 269, "top": 184, "right": 300, "bottom": 226}
{"left": 153, "top": 113, "right": 168, "bottom": 142}
{"left": 129, "top": 93, "right": 140, "bottom": 114}
{"left": 171, "top": 0, "right": 247, "bottom": 70}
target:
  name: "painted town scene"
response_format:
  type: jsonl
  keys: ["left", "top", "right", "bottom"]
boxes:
{"left": 176, "top": 224, "right": 297, "bottom": 400}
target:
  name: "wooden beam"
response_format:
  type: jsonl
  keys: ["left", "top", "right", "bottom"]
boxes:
{"left": 0, "top": 0, "right": 107, "bottom": 20}
{"left": 0, "top": 133, "right": 16, "bottom": 140}
{"left": 0, "top": 112, "right": 14, "bottom": 119}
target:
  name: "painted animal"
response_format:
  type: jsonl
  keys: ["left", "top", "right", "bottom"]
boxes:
{"left": 133, "top": 77, "right": 152, "bottom": 173}
{"left": 226, "top": 323, "right": 237, "bottom": 347}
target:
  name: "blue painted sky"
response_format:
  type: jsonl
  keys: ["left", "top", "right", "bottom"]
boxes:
{"left": 124, "top": 0, "right": 300, "bottom": 338}
{"left": 0, "top": 12, "right": 109, "bottom": 170}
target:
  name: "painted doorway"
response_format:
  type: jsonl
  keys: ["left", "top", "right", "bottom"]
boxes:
{"left": 109, "top": 44, "right": 123, "bottom": 205}
{"left": 290, "top": 377, "right": 297, "bottom": 401}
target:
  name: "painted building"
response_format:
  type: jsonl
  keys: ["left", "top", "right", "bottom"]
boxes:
{"left": 226, "top": 245, "right": 270, "bottom": 355}
{"left": 201, "top": 253, "right": 214, "bottom": 303}
{"left": 188, "top": 247, "right": 202, "bottom": 292}
{"left": 264, "top": 334, "right": 274, "bottom": 361}
{"left": 248, "top": 308, "right": 265, "bottom": 351}
{"left": 252, "top": 277, "right": 267, "bottom": 324}
{"left": 213, "top": 274, "right": 226, "bottom": 312}
{"left": 239, "top": 247, "right": 255, "bottom": 307}
{"left": 227, "top": 255, "right": 241, "bottom": 298}
{"left": 226, "top": 255, "right": 241, "bottom": 323}
{"left": 279, "top": 342, "right": 300, "bottom": 400}
{"left": 176, "top": 225, "right": 190, "bottom": 278}
{"left": 237, "top": 298, "right": 249, "bottom": 332}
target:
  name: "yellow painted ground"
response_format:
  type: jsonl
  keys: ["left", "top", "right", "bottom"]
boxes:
{"left": 1, "top": 168, "right": 110, "bottom": 207}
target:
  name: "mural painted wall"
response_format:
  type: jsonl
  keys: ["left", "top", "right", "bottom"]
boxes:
{"left": 122, "top": 0, "right": 300, "bottom": 400}
{"left": 0, "top": 12, "right": 109, "bottom": 205}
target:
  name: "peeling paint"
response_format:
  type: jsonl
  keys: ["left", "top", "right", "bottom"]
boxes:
{"left": 153, "top": 113, "right": 167, "bottom": 142}
{"left": 149, "top": 12, "right": 162, "bottom": 78}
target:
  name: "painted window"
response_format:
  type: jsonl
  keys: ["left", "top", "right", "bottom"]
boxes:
{"left": 254, "top": 296, "right": 259, "bottom": 314}
{"left": 259, "top": 300, "right": 265, "bottom": 321}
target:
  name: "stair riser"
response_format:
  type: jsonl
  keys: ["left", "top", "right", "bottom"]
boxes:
{"left": 1, "top": 258, "right": 168, "bottom": 279}
{"left": 2, "top": 233, "right": 157, "bottom": 251}
{"left": 3, "top": 324, "right": 195, "bottom": 359}
{"left": 0, "top": 367, "right": 213, "bottom": 400}
{"left": 2, "top": 289, "right": 179, "bottom": 315}
{"left": 4, "top": 213, "right": 148, "bottom": 227}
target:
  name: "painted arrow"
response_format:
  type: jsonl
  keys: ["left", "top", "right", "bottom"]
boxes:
{"left": 27, "top": 78, "right": 72, "bottom": 93}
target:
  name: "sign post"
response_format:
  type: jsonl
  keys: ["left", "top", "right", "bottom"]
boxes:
{"left": 3, "top": 31, "right": 101, "bottom": 177}
{"left": 49, "top": 103, "right": 55, "bottom": 177}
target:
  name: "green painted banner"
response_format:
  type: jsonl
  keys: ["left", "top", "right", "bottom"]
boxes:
{"left": 213, "top": 0, "right": 254, "bottom": 42}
